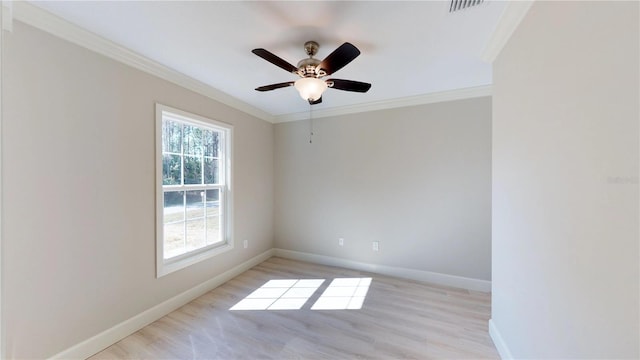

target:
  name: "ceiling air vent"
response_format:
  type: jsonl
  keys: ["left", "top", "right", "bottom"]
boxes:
{"left": 450, "top": 0, "right": 484, "bottom": 12}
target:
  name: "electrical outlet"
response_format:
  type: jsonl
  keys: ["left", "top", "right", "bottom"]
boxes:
{"left": 243, "top": 240, "right": 248, "bottom": 249}
{"left": 338, "top": 238, "right": 344, "bottom": 246}
{"left": 372, "top": 241, "right": 379, "bottom": 251}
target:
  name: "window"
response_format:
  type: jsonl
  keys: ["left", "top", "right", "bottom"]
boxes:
{"left": 156, "top": 104, "right": 232, "bottom": 277}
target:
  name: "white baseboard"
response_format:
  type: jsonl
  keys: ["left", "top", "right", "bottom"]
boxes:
{"left": 273, "top": 248, "right": 491, "bottom": 292}
{"left": 489, "top": 319, "right": 513, "bottom": 359}
{"left": 50, "top": 249, "right": 275, "bottom": 360}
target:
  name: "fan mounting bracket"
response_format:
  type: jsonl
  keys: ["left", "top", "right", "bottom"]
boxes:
{"left": 304, "top": 41, "right": 319, "bottom": 57}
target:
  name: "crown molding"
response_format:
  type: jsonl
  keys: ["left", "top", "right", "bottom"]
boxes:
{"left": 481, "top": 0, "right": 534, "bottom": 63}
{"left": 13, "top": 1, "right": 495, "bottom": 125}
{"left": 12, "top": 1, "right": 275, "bottom": 123}
{"left": 273, "top": 85, "right": 492, "bottom": 123}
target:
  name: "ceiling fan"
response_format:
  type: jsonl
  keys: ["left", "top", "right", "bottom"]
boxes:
{"left": 252, "top": 41, "right": 371, "bottom": 105}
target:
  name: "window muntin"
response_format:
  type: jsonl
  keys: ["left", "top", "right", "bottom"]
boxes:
{"left": 156, "top": 104, "right": 232, "bottom": 277}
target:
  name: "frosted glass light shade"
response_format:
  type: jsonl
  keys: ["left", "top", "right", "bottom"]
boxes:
{"left": 294, "top": 78, "right": 327, "bottom": 101}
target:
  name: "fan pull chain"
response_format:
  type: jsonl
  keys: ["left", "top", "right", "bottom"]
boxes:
{"left": 309, "top": 103, "right": 314, "bottom": 144}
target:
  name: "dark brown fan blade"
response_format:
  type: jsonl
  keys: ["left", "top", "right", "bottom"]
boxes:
{"left": 255, "top": 82, "right": 294, "bottom": 92}
{"left": 316, "top": 42, "right": 361, "bottom": 75}
{"left": 328, "top": 79, "right": 371, "bottom": 93}
{"left": 252, "top": 48, "right": 298, "bottom": 73}
{"left": 308, "top": 97, "right": 322, "bottom": 105}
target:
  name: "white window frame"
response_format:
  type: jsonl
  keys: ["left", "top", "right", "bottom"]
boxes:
{"left": 155, "top": 104, "right": 233, "bottom": 277}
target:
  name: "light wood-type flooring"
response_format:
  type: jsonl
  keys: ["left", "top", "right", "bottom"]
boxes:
{"left": 90, "top": 257, "right": 498, "bottom": 359}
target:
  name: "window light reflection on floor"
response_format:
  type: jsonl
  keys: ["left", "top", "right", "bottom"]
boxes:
{"left": 311, "top": 277, "right": 372, "bottom": 310}
{"left": 229, "top": 277, "right": 373, "bottom": 311}
{"left": 230, "top": 279, "right": 325, "bottom": 310}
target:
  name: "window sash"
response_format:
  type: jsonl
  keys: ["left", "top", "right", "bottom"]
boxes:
{"left": 162, "top": 185, "right": 226, "bottom": 260}
{"left": 161, "top": 118, "right": 225, "bottom": 187}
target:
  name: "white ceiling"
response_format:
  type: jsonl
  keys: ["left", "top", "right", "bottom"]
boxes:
{"left": 30, "top": 1, "right": 506, "bottom": 118}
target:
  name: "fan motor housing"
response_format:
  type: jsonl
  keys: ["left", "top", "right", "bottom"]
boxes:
{"left": 297, "top": 58, "right": 322, "bottom": 78}
{"left": 297, "top": 41, "right": 322, "bottom": 77}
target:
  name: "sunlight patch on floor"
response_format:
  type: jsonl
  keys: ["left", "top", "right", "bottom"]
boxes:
{"left": 230, "top": 279, "right": 325, "bottom": 310}
{"left": 311, "top": 277, "right": 372, "bottom": 310}
{"left": 230, "top": 277, "right": 372, "bottom": 311}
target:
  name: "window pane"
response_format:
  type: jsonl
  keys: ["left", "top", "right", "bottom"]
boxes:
{"left": 206, "top": 215, "right": 221, "bottom": 245}
{"left": 162, "top": 120, "right": 182, "bottom": 153}
{"left": 206, "top": 189, "right": 220, "bottom": 216}
{"left": 164, "top": 222, "right": 185, "bottom": 259}
{"left": 205, "top": 189, "right": 222, "bottom": 244}
{"left": 185, "top": 190, "right": 204, "bottom": 220}
{"left": 204, "top": 130, "right": 220, "bottom": 158}
{"left": 186, "top": 219, "right": 206, "bottom": 251}
{"left": 162, "top": 154, "right": 181, "bottom": 185}
{"left": 163, "top": 191, "right": 185, "bottom": 259}
{"left": 183, "top": 156, "right": 202, "bottom": 184}
{"left": 164, "top": 191, "right": 184, "bottom": 223}
{"left": 183, "top": 125, "right": 203, "bottom": 156}
{"left": 204, "top": 158, "right": 219, "bottom": 184}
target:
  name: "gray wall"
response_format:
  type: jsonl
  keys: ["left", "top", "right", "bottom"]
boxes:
{"left": 274, "top": 97, "right": 492, "bottom": 281}
{"left": 491, "top": 1, "right": 639, "bottom": 358}
{"left": 3, "top": 22, "right": 274, "bottom": 358}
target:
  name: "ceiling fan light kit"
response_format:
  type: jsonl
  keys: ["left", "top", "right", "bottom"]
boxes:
{"left": 253, "top": 41, "right": 371, "bottom": 105}
{"left": 294, "top": 77, "right": 327, "bottom": 102}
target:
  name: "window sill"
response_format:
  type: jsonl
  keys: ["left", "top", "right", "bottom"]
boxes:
{"left": 156, "top": 241, "right": 234, "bottom": 278}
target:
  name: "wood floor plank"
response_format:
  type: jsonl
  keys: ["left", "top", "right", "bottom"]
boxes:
{"left": 89, "top": 257, "right": 498, "bottom": 359}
